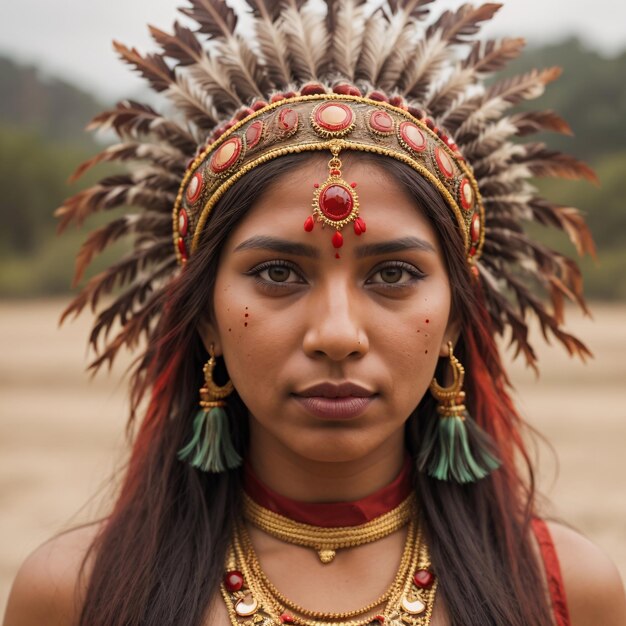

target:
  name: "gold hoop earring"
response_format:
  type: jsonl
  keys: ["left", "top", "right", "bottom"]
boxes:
{"left": 418, "top": 341, "right": 500, "bottom": 483}
{"left": 178, "top": 344, "right": 242, "bottom": 472}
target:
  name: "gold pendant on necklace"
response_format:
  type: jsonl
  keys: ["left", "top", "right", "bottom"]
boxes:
{"left": 317, "top": 549, "right": 336, "bottom": 563}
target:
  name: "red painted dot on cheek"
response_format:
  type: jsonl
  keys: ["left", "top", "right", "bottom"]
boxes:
{"left": 425, "top": 319, "right": 430, "bottom": 324}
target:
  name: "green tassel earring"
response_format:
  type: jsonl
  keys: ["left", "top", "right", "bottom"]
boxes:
{"left": 419, "top": 341, "right": 500, "bottom": 484}
{"left": 178, "top": 345, "right": 242, "bottom": 473}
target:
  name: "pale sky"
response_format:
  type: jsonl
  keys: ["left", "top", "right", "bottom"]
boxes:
{"left": 1, "top": 0, "right": 624, "bottom": 101}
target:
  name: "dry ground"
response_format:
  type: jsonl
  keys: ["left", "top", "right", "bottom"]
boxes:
{"left": 1, "top": 299, "right": 625, "bottom": 614}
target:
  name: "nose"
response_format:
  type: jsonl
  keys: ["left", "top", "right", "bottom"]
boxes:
{"left": 302, "top": 281, "right": 369, "bottom": 362}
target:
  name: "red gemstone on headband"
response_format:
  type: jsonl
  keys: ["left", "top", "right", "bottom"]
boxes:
{"left": 224, "top": 570, "right": 244, "bottom": 592}
{"left": 186, "top": 172, "right": 203, "bottom": 203}
{"left": 460, "top": 178, "right": 474, "bottom": 211}
{"left": 369, "top": 110, "right": 394, "bottom": 134}
{"left": 278, "top": 108, "right": 298, "bottom": 131}
{"left": 314, "top": 102, "right": 355, "bottom": 132}
{"left": 280, "top": 614, "right": 295, "bottom": 624}
{"left": 304, "top": 215, "right": 315, "bottom": 232}
{"left": 177, "top": 237, "right": 188, "bottom": 261}
{"left": 435, "top": 146, "right": 454, "bottom": 178}
{"left": 245, "top": 121, "right": 264, "bottom": 149}
{"left": 319, "top": 184, "right": 353, "bottom": 221}
{"left": 332, "top": 231, "right": 344, "bottom": 248}
{"left": 399, "top": 121, "right": 427, "bottom": 152}
{"left": 413, "top": 569, "right": 434, "bottom": 588}
{"left": 471, "top": 213, "right": 481, "bottom": 244}
{"left": 178, "top": 208, "right": 189, "bottom": 237}
{"left": 372, "top": 616, "right": 385, "bottom": 624}
{"left": 210, "top": 137, "right": 242, "bottom": 173}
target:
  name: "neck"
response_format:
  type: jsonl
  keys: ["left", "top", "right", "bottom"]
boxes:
{"left": 246, "top": 420, "right": 408, "bottom": 502}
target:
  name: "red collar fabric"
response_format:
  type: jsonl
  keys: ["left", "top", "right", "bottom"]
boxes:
{"left": 242, "top": 455, "right": 414, "bottom": 527}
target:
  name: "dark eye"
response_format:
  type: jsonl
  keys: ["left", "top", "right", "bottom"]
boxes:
{"left": 379, "top": 267, "right": 404, "bottom": 283}
{"left": 367, "top": 262, "right": 425, "bottom": 287}
{"left": 266, "top": 265, "right": 291, "bottom": 282}
{"left": 247, "top": 260, "right": 306, "bottom": 287}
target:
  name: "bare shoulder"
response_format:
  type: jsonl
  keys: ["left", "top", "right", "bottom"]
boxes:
{"left": 2, "top": 524, "right": 102, "bottom": 626}
{"left": 546, "top": 521, "right": 626, "bottom": 626}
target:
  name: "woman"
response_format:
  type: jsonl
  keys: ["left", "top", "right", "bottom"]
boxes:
{"left": 4, "top": 0, "right": 625, "bottom": 624}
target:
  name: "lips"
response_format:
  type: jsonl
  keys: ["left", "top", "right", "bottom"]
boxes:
{"left": 295, "top": 381, "right": 375, "bottom": 399}
{"left": 292, "top": 382, "right": 376, "bottom": 419}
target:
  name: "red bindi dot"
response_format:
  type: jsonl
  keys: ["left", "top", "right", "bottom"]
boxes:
{"left": 425, "top": 319, "right": 430, "bottom": 323}
{"left": 425, "top": 350, "right": 428, "bottom": 354}
{"left": 335, "top": 253, "right": 340, "bottom": 259}
{"left": 244, "top": 322, "right": 248, "bottom": 327}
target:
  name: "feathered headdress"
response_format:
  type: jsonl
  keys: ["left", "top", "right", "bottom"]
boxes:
{"left": 57, "top": 0, "right": 595, "bottom": 373}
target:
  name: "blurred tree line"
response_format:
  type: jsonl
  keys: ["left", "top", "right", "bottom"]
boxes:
{"left": 0, "top": 37, "right": 625, "bottom": 298}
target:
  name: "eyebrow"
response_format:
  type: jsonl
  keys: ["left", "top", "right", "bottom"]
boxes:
{"left": 354, "top": 236, "right": 436, "bottom": 258}
{"left": 233, "top": 235, "right": 436, "bottom": 259}
{"left": 233, "top": 236, "right": 320, "bottom": 258}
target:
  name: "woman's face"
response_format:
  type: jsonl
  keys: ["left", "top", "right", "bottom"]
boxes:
{"left": 201, "top": 156, "right": 458, "bottom": 464}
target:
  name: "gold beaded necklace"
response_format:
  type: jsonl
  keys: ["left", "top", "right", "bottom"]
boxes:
{"left": 220, "top": 498, "right": 438, "bottom": 626}
{"left": 242, "top": 491, "right": 416, "bottom": 564}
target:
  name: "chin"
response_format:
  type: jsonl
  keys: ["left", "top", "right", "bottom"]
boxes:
{"left": 279, "top": 427, "right": 382, "bottom": 464}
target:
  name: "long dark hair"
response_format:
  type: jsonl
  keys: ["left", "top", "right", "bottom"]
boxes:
{"left": 77, "top": 152, "right": 553, "bottom": 625}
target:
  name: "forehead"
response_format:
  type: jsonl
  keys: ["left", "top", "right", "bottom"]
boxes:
{"left": 226, "top": 154, "right": 441, "bottom": 248}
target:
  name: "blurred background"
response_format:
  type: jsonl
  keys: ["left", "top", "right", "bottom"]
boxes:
{"left": 1, "top": 0, "right": 625, "bottom": 615}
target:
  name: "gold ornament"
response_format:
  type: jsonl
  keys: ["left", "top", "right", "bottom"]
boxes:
{"left": 429, "top": 341, "right": 466, "bottom": 419}
{"left": 242, "top": 492, "right": 415, "bottom": 564}
{"left": 220, "top": 515, "right": 438, "bottom": 626}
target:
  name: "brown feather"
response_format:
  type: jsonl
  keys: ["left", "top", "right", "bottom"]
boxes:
{"left": 510, "top": 110, "right": 573, "bottom": 137}
{"left": 113, "top": 41, "right": 175, "bottom": 93}
{"left": 72, "top": 213, "right": 171, "bottom": 287}
{"left": 179, "top": 0, "right": 238, "bottom": 39}
{"left": 69, "top": 142, "right": 186, "bottom": 183}
{"left": 87, "top": 100, "right": 196, "bottom": 153}
{"left": 512, "top": 143, "right": 599, "bottom": 185}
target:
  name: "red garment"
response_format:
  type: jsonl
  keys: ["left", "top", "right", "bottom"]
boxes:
{"left": 532, "top": 518, "right": 571, "bottom": 626}
{"left": 243, "top": 454, "right": 413, "bottom": 526}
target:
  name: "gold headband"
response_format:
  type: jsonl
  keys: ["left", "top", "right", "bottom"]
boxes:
{"left": 173, "top": 94, "right": 485, "bottom": 265}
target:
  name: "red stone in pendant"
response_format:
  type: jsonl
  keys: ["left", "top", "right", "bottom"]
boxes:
{"left": 353, "top": 217, "right": 366, "bottom": 235}
{"left": 178, "top": 208, "right": 189, "bottom": 237}
{"left": 280, "top": 614, "right": 295, "bottom": 624}
{"left": 332, "top": 231, "right": 344, "bottom": 248}
{"left": 319, "top": 184, "right": 353, "bottom": 221}
{"left": 304, "top": 215, "right": 315, "bottom": 232}
{"left": 413, "top": 568, "right": 434, "bottom": 588}
{"left": 245, "top": 120, "right": 264, "bottom": 149}
{"left": 372, "top": 616, "right": 385, "bottom": 624}
{"left": 223, "top": 570, "right": 244, "bottom": 592}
